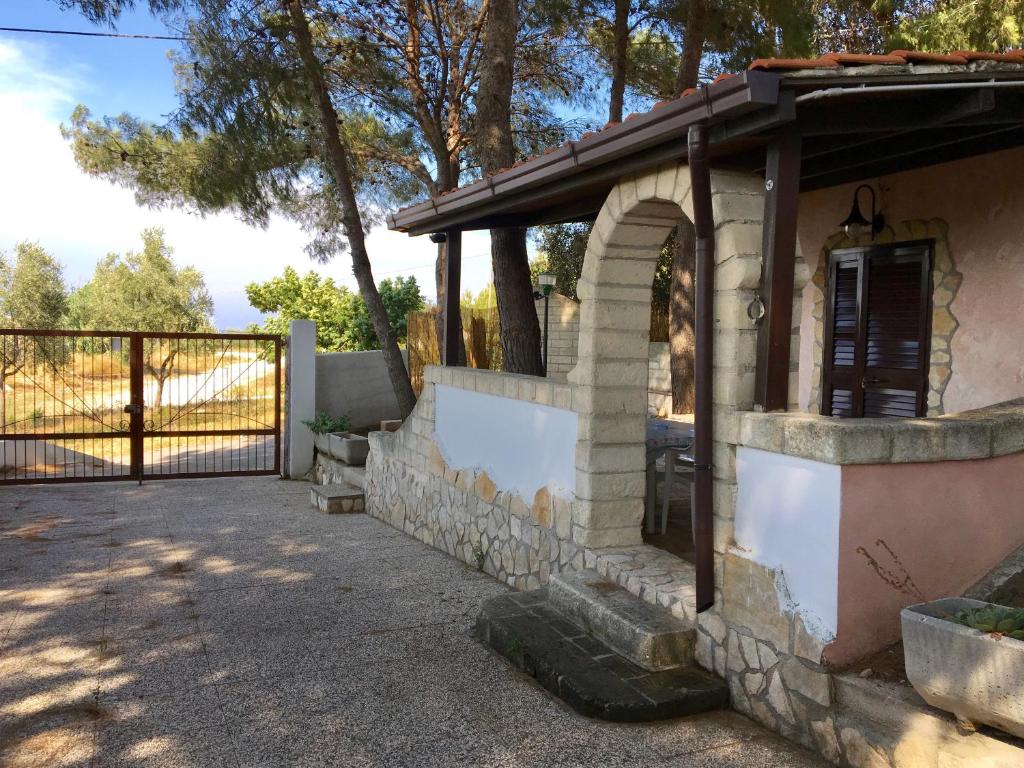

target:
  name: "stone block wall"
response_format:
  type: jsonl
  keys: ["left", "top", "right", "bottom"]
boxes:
{"left": 538, "top": 292, "right": 580, "bottom": 383}
{"left": 539, "top": 293, "right": 672, "bottom": 416}
{"left": 648, "top": 342, "right": 672, "bottom": 416}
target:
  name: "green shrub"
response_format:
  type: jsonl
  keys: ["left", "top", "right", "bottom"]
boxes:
{"left": 302, "top": 411, "right": 350, "bottom": 435}
{"left": 949, "top": 604, "right": 1024, "bottom": 640}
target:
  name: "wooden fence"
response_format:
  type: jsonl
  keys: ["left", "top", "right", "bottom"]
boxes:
{"left": 407, "top": 306, "right": 503, "bottom": 395}
{"left": 408, "top": 299, "right": 668, "bottom": 395}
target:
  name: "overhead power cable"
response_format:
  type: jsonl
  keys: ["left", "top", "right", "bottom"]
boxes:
{"left": 0, "top": 25, "right": 185, "bottom": 40}
{"left": 0, "top": 24, "right": 694, "bottom": 51}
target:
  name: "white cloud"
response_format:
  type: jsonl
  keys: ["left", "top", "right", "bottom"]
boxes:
{"left": 0, "top": 37, "right": 494, "bottom": 329}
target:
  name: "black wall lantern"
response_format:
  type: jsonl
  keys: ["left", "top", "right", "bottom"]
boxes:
{"left": 840, "top": 184, "right": 885, "bottom": 239}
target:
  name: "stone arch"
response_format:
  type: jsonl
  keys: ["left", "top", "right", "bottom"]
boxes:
{"left": 807, "top": 219, "right": 960, "bottom": 416}
{"left": 568, "top": 162, "right": 767, "bottom": 556}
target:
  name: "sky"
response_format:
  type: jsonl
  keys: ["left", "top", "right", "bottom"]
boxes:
{"left": 0, "top": 2, "right": 497, "bottom": 330}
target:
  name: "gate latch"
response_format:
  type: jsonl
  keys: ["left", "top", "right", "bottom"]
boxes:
{"left": 123, "top": 404, "right": 142, "bottom": 415}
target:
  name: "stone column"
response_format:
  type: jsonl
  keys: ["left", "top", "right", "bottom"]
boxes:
{"left": 285, "top": 319, "right": 316, "bottom": 479}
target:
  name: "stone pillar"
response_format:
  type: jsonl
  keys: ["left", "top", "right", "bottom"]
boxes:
{"left": 285, "top": 319, "right": 316, "bottom": 479}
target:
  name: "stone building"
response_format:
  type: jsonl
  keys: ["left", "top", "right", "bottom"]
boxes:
{"left": 362, "top": 52, "right": 1024, "bottom": 766}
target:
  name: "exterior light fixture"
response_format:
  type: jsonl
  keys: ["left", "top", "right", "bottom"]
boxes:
{"left": 533, "top": 273, "right": 556, "bottom": 377}
{"left": 840, "top": 184, "right": 885, "bottom": 239}
{"left": 428, "top": 232, "right": 447, "bottom": 244}
{"left": 535, "top": 272, "right": 556, "bottom": 297}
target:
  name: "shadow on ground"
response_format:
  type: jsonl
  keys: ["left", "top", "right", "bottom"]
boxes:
{"left": 0, "top": 477, "right": 825, "bottom": 767}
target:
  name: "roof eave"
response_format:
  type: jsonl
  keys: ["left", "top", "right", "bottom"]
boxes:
{"left": 388, "top": 70, "right": 782, "bottom": 235}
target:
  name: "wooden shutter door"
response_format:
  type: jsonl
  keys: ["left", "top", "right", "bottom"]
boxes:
{"left": 822, "top": 243, "right": 932, "bottom": 418}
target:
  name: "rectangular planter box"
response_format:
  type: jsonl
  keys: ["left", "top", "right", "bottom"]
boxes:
{"left": 902, "top": 597, "right": 1024, "bottom": 738}
{"left": 313, "top": 432, "right": 335, "bottom": 455}
{"left": 328, "top": 433, "right": 369, "bottom": 466}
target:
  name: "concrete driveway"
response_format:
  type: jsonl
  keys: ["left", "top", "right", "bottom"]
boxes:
{"left": 0, "top": 477, "right": 824, "bottom": 767}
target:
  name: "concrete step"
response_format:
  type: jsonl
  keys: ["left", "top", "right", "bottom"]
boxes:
{"left": 310, "top": 484, "right": 364, "bottom": 514}
{"left": 548, "top": 569, "right": 694, "bottom": 671}
{"left": 476, "top": 591, "right": 726, "bottom": 722}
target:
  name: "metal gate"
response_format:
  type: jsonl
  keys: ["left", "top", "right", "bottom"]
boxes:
{"left": 0, "top": 330, "right": 281, "bottom": 484}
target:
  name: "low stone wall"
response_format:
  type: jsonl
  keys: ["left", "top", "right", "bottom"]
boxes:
{"left": 365, "top": 366, "right": 584, "bottom": 590}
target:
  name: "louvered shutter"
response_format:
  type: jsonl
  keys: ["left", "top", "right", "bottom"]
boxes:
{"left": 822, "top": 243, "right": 932, "bottom": 418}
{"left": 822, "top": 253, "right": 862, "bottom": 417}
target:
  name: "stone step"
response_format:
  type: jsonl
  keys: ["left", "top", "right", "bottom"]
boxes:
{"left": 548, "top": 569, "right": 694, "bottom": 671}
{"left": 310, "top": 484, "right": 364, "bottom": 514}
{"left": 476, "top": 591, "right": 726, "bottom": 722}
{"left": 340, "top": 466, "right": 365, "bottom": 490}
{"left": 834, "top": 674, "right": 1024, "bottom": 765}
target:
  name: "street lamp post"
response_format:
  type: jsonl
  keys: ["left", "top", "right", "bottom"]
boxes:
{"left": 534, "top": 273, "right": 556, "bottom": 377}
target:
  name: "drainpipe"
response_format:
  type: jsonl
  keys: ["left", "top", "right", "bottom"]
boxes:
{"left": 688, "top": 122, "right": 715, "bottom": 614}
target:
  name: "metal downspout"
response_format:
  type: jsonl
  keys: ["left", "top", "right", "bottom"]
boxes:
{"left": 688, "top": 122, "right": 715, "bottom": 613}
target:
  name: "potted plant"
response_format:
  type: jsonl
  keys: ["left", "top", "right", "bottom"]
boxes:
{"left": 902, "top": 598, "right": 1024, "bottom": 737}
{"left": 302, "top": 411, "right": 351, "bottom": 457}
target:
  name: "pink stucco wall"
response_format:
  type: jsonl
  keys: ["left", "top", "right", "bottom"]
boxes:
{"left": 826, "top": 452, "right": 1024, "bottom": 667}
{"left": 796, "top": 147, "right": 1024, "bottom": 414}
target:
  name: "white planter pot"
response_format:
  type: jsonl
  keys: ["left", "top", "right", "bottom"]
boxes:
{"left": 328, "top": 433, "right": 368, "bottom": 465}
{"left": 902, "top": 597, "right": 1024, "bottom": 738}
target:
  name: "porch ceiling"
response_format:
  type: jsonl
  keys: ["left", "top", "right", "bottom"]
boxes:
{"left": 387, "top": 62, "right": 1024, "bottom": 236}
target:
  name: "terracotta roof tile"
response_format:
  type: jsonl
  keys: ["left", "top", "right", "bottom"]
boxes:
{"left": 713, "top": 72, "right": 737, "bottom": 83}
{"left": 888, "top": 50, "right": 968, "bottom": 65}
{"left": 748, "top": 57, "right": 840, "bottom": 71}
{"left": 958, "top": 50, "right": 1024, "bottom": 62}
{"left": 822, "top": 52, "right": 906, "bottom": 66}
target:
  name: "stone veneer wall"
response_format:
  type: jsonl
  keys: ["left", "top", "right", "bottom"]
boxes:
{"left": 365, "top": 366, "right": 582, "bottom": 591}
{"left": 806, "top": 219, "right": 961, "bottom": 416}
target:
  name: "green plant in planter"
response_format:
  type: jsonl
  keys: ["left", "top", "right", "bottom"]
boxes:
{"left": 948, "top": 604, "right": 1024, "bottom": 640}
{"left": 302, "top": 411, "right": 351, "bottom": 435}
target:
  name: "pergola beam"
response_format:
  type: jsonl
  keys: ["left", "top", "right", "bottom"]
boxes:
{"left": 801, "top": 124, "right": 1024, "bottom": 190}
{"left": 442, "top": 230, "right": 462, "bottom": 366}
{"left": 797, "top": 88, "right": 996, "bottom": 137}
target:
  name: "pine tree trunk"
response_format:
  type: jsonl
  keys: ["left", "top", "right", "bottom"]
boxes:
{"left": 286, "top": 0, "right": 417, "bottom": 417}
{"left": 609, "top": 0, "right": 630, "bottom": 123}
{"left": 673, "top": 0, "right": 708, "bottom": 96}
{"left": 475, "top": 0, "right": 543, "bottom": 375}
{"left": 492, "top": 228, "right": 542, "bottom": 373}
{"left": 669, "top": 219, "right": 696, "bottom": 414}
